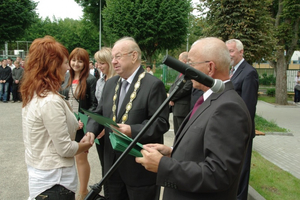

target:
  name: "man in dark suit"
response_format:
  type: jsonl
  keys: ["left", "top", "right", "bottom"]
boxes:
{"left": 86, "top": 37, "right": 169, "bottom": 200}
{"left": 168, "top": 52, "right": 193, "bottom": 134}
{"left": 226, "top": 39, "right": 259, "bottom": 200}
{"left": 136, "top": 37, "right": 252, "bottom": 200}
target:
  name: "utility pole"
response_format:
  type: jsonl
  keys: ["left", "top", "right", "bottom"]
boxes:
{"left": 99, "top": 0, "right": 102, "bottom": 50}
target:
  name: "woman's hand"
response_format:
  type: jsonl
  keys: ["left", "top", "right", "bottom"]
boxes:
{"left": 96, "top": 130, "right": 105, "bottom": 139}
{"left": 78, "top": 120, "right": 84, "bottom": 130}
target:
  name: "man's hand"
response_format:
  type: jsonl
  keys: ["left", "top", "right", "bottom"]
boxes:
{"left": 135, "top": 145, "right": 164, "bottom": 173}
{"left": 169, "top": 101, "right": 174, "bottom": 106}
{"left": 144, "top": 143, "right": 172, "bottom": 157}
{"left": 115, "top": 123, "right": 132, "bottom": 137}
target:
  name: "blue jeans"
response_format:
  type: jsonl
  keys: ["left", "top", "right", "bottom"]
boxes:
{"left": 35, "top": 185, "right": 75, "bottom": 200}
{"left": 0, "top": 82, "right": 9, "bottom": 101}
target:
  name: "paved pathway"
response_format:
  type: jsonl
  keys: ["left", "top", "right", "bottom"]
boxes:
{"left": 1, "top": 100, "right": 299, "bottom": 200}
{"left": 253, "top": 101, "right": 300, "bottom": 179}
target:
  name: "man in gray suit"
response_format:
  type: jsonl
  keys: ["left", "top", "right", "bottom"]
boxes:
{"left": 86, "top": 37, "right": 169, "bottom": 200}
{"left": 136, "top": 37, "right": 251, "bottom": 200}
{"left": 168, "top": 52, "right": 193, "bottom": 134}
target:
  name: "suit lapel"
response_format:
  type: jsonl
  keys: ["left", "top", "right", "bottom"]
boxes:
{"left": 231, "top": 60, "right": 246, "bottom": 80}
{"left": 172, "top": 82, "right": 234, "bottom": 152}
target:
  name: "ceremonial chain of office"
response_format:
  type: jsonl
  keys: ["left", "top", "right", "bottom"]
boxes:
{"left": 112, "top": 72, "right": 146, "bottom": 123}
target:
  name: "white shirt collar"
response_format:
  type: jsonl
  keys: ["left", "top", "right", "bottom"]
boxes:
{"left": 120, "top": 66, "right": 141, "bottom": 91}
{"left": 203, "top": 80, "right": 229, "bottom": 101}
{"left": 233, "top": 58, "right": 244, "bottom": 72}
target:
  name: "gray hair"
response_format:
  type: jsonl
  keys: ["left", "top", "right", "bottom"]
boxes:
{"left": 225, "top": 39, "right": 244, "bottom": 51}
{"left": 113, "top": 36, "right": 142, "bottom": 61}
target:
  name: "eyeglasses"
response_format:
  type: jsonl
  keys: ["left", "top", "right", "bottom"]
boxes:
{"left": 187, "top": 61, "right": 210, "bottom": 67}
{"left": 112, "top": 51, "right": 133, "bottom": 61}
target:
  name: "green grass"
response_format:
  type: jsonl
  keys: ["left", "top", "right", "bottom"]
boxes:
{"left": 258, "top": 95, "right": 277, "bottom": 103}
{"left": 255, "top": 115, "right": 288, "bottom": 132}
{"left": 250, "top": 94, "right": 299, "bottom": 199}
{"left": 258, "top": 95, "right": 294, "bottom": 103}
{"left": 250, "top": 151, "right": 300, "bottom": 200}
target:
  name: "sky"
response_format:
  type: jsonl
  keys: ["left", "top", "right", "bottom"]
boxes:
{"left": 33, "top": 0, "right": 200, "bottom": 20}
{"left": 33, "top": 0, "right": 83, "bottom": 20}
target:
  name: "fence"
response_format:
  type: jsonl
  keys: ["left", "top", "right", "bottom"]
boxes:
{"left": 157, "top": 65, "right": 299, "bottom": 92}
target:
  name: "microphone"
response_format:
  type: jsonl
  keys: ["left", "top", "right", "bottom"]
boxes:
{"left": 162, "top": 55, "right": 225, "bottom": 93}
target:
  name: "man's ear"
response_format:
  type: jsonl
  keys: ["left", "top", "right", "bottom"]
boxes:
{"left": 132, "top": 51, "right": 138, "bottom": 63}
{"left": 208, "top": 62, "right": 216, "bottom": 77}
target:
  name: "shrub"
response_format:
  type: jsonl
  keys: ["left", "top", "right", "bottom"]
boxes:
{"left": 165, "top": 85, "right": 170, "bottom": 93}
{"left": 259, "top": 73, "right": 276, "bottom": 86}
{"left": 266, "top": 88, "right": 275, "bottom": 96}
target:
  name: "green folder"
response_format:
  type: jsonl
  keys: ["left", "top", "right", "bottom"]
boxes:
{"left": 74, "top": 112, "right": 88, "bottom": 133}
{"left": 81, "top": 108, "right": 118, "bottom": 128}
{"left": 75, "top": 111, "right": 100, "bottom": 145}
{"left": 108, "top": 125, "right": 143, "bottom": 157}
{"left": 81, "top": 108, "right": 143, "bottom": 157}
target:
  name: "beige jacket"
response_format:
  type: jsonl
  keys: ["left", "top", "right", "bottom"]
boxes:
{"left": 22, "top": 92, "right": 79, "bottom": 170}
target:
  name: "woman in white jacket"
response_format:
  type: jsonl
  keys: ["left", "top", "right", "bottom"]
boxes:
{"left": 20, "top": 36, "right": 94, "bottom": 200}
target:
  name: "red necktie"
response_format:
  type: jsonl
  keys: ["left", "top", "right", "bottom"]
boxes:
{"left": 189, "top": 95, "right": 204, "bottom": 119}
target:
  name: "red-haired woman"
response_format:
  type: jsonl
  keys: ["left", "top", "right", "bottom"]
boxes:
{"left": 60, "top": 48, "right": 98, "bottom": 200}
{"left": 20, "top": 36, "right": 94, "bottom": 200}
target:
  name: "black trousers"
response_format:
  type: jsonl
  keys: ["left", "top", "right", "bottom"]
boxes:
{"left": 237, "top": 139, "right": 253, "bottom": 200}
{"left": 12, "top": 82, "right": 21, "bottom": 101}
{"left": 106, "top": 169, "right": 160, "bottom": 200}
{"left": 35, "top": 184, "right": 75, "bottom": 200}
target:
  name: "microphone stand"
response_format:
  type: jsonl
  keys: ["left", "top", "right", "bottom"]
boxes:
{"left": 85, "top": 75, "right": 189, "bottom": 200}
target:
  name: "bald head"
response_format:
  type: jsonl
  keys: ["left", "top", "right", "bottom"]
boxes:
{"left": 190, "top": 37, "right": 231, "bottom": 77}
{"left": 188, "top": 37, "right": 230, "bottom": 91}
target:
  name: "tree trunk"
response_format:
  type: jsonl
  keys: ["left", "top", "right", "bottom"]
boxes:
{"left": 275, "top": 49, "right": 288, "bottom": 105}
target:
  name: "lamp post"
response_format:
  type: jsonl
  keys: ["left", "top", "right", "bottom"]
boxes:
{"left": 99, "top": 0, "right": 102, "bottom": 50}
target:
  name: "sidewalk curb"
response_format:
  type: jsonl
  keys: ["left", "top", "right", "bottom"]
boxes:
{"left": 248, "top": 185, "right": 266, "bottom": 200}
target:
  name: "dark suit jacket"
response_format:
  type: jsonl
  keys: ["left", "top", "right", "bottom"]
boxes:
{"left": 87, "top": 66, "right": 170, "bottom": 186}
{"left": 157, "top": 82, "right": 251, "bottom": 200}
{"left": 230, "top": 60, "right": 258, "bottom": 138}
{"left": 169, "top": 74, "right": 193, "bottom": 117}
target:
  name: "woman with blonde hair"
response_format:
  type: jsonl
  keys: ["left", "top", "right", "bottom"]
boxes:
{"left": 21, "top": 36, "right": 93, "bottom": 200}
{"left": 60, "top": 48, "right": 98, "bottom": 200}
{"left": 94, "top": 47, "right": 116, "bottom": 103}
{"left": 93, "top": 47, "right": 116, "bottom": 196}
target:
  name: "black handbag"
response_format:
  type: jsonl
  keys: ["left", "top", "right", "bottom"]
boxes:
{"left": 295, "top": 85, "right": 300, "bottom": 91}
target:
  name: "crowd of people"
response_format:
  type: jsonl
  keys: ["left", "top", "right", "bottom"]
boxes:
{"left": 14, "top": 35, "right": 259, "bottom": 200}
{"left": 0, "top": 56, "right": 24, "bottom": 103}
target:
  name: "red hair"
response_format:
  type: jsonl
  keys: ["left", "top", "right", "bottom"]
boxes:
{"left": 20, "top": 36, "right": 69, "bottom": 107}
{"left": 67, "top": 48, "right": 90, "bottom": 100}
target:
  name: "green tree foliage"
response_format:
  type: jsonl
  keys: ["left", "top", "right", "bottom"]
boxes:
{"left": 74, "top": 0, "right": 108, "bottom": 46}
{"left": 74, "top": 0, "right": 106, "bottom": 29}
{"left": 0, "top": 0, "right": 37, "bottom": 44}
{"left": 200, "top": 0, "right": 276, "bottom": 64}
{"left": 269, "top": 0, "right": 300, "bottom": 105}
{"left": 102, "top": 0, "right": 191, "bottom": 63}
{"left": 20, "top": 17, "right": 99, "bottom": 55}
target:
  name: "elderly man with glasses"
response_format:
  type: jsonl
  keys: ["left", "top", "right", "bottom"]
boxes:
{"left": 136, "top": 37, "right": 251, "bottom": 200}
{"left": 86, "top": 37, "right": 170, "bottom": 200}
